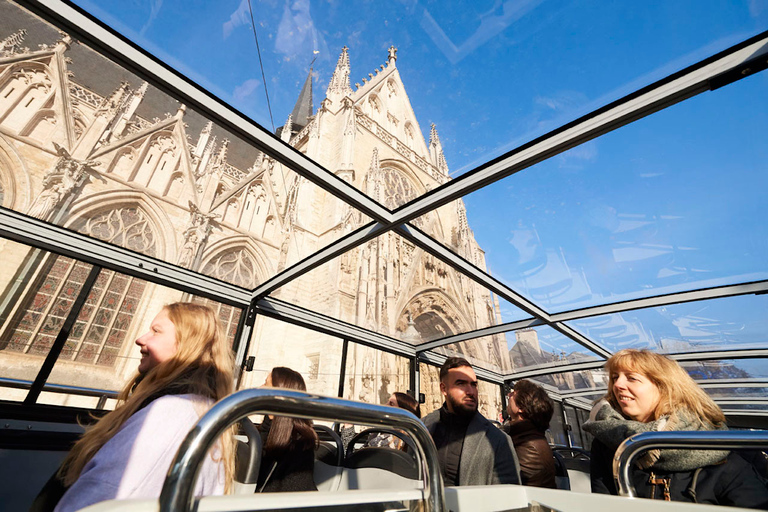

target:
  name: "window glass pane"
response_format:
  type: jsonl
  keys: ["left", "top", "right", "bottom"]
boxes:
{"left": 0, "top": 0, "right": 369, "bottom": 289}
{"left": 564, "top": 406, "right": 583, "bottom": 447}
{"left": 40, "top": 276, "right": 239, "bottom": 408}
{"left": 343, "top": 342, "right": 411, "bottom": 409}
{"left": 419, "top": 362, "right": 442, "bottom": 417}
{"left": 273, "top": 230, "right": 527, "bottom": 346}
{"left": 577, "top": 408, "right": 593, "bottom": 450}
{"left": 240, "top": 315, "right": 343, "bottom": 397}
{"left": 422, "top": 68, "right": 768, "bottom": 314}
{"left": 549, "top": 401, "right": 567, "bottom": 446}
{"left": 477, "top": 379, "right": 503, "bottom": 424}
{"left": 568, "top": 295, "right": 768, "bottom": 355}
{"left": 0, "top": 240, "right": 95, "bottom": 402}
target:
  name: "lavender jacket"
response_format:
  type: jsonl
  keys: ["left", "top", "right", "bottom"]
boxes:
{"left": 54, "top": 394, "right": 224, "bottom": 512}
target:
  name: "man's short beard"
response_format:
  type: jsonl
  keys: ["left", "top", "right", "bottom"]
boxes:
{"left": 447, "top": 393, "right": 477, "bottom": 417}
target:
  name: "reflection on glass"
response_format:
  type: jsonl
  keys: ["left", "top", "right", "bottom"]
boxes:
{"left": 0, "top": 1, "right": 368, "bottom": 290}
{"left": 569, "top": 295, "right": 768, "bottom": 355}
{"left": 343, "top": 341, "right": 410, "bottom": 407}
{"left": 447, "top": 74, "right": 768, "bottom": 314}
{"left": 240, "top": 316, "right": 343, "bottom": 397}
{"left": 0, "top": 240, "right": 94, "bottom": 402}
{"left": 273, "top": 230, "right": 526, "bottom": 349}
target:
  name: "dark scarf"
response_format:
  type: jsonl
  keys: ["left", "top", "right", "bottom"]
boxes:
{"left": 583, "top": 399, "right": 728, "bottom": 472}
{"left": 432, "top": 403, "right": 475, "bottom": 486}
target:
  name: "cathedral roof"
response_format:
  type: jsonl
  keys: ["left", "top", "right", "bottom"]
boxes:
{"left": 289, "top": 66, "right": 314, "bottom": 131}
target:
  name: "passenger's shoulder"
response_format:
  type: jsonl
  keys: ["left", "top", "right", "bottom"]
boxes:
{"left": 141, "top": 394, "right": 211, "bottom": 422}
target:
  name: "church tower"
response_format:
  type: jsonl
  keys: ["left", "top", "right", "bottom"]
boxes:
{"left": 278, "top": 46, "right": 511, "bottom": 407}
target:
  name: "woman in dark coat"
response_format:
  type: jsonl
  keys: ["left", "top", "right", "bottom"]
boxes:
{"left": 256, "top": 367, "right": 318, "bottom": 493}
{"left": 584, "top": 349, "right": 768, "bottom": 509}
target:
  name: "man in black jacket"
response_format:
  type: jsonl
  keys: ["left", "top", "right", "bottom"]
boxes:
{"left": 423, "top": 357, "right": 520, "bottom": 486}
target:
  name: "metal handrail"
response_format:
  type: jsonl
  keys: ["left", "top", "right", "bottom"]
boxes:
{"left": 159, "top": 388, "right": 445, "bottom": 512}
{"left": 614, "top": 430, "right": 768, "bottom": 497}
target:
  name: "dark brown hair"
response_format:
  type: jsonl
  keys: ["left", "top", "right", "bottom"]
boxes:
{"left": 439, "top": 357, "right": 472, "bottom": 381}
{"left": 511, "top": 379, "right": 554, "bottom": 431}
{"left": 264, "top": 367, "right": 318, "bottom": 455}
{"left": 392, "top": 392, "right": 421, "bottom": 418}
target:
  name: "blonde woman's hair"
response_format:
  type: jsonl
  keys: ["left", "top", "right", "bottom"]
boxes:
{"left": 59, "top": 302, "right": 236, "bottom": 491}
{"left": 604, "top": 349, "right": 725, "bottom": 428}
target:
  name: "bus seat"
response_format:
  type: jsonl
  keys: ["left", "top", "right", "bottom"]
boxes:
{"left": 552, "top": 450, "right": 571, "bottom": 490}
{"left": 339, "top": 446, "right": 421, "bottom": 490}
{"left": 313, "top": 425, "right": 344, "bottom": 492}
{"left": 233, "top": 419, "right": 261, "bottom": 494}
{"left": 566, "top": 467, "right": 592, "bottom": 493}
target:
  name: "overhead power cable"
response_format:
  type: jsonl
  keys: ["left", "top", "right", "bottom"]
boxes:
{"left": 246, "top": 0, "right": 275, "bottom": 132}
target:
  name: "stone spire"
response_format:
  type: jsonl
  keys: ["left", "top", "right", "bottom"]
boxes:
{"left": 326, "top": 46, "right": 352, "bottom": 102}
{"left": 429, "top": 123, "right": 449, "bottom": 175}
{"left": 195, "top": 121, "right": 213, "bottom": 158}
{"left": 366, "top": 147, "right": 381, "bottom": 201}
{"left": 280, "top": 114, "right": 293, "bottom": 142}
{"left": 387, "top": 45, "right": 397, "bottom": 67}
{"left": 289, "top": 65, "right": 314, "bottom": 131}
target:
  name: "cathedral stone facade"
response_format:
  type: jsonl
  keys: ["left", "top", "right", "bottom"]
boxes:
{"left": 0, "top": 7, "right": 508, "bottom": 419}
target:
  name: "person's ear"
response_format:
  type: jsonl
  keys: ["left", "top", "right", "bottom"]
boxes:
{"left": 439, "top": 381, "right": 447, "bottom": 397}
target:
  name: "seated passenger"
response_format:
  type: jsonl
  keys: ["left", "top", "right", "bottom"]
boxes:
{"left": 424, "top": 357, "right": 520, "bottom": 486}
{"left": 257, "top": 367, "right": 318, "bottom": 492}
{"left": 366, "top": 392, "right": 422, "bottom": 451}
{"left": 503, "top": 380, "right": 557, "bottom": 488}
{"left": 584, "top": 349, "right": 768, "bottom": 508}
{"left": 35, "top": 302, "right": 234, "bottom": 512}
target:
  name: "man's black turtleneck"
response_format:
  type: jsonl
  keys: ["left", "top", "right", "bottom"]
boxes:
{"left": 431, "top": 403, "right": 475, "bottom": 486}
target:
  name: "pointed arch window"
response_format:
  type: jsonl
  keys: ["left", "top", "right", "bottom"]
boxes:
{"left": 202, "top": 248, "right": 260, "bottom": 289}
{"left": 381, "top": 167, "right": 417, "bottom": 209}
{"left": 0, "top": 206, "right": 157, "bottom": 366}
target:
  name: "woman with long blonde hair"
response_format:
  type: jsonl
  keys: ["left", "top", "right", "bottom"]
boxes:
{"left": 584, "top": 349, "right": 768, "bottom": 508}
{"left": 37, "top": 302, "right": 235, "bottom": 511}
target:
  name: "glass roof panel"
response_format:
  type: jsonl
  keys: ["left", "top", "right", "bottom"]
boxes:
{"left": 527, "top": 368, "right": 608, "bottom": 393}
{"left": 271, "top": 230, "right": 528, "bottom": 343}
{"left": 65, "top": 0, "right": 767, "bottom": 195}
{"left": 436, "top": 68, "right": 768, "bottom": 313}
{"left": 567, "top": 294, "right": 768, "bottom": 355}
{"left": 704, "top": 387, "right": 768, "bottom": 399}
{"left": 435, "top": 325, "right": 603, "bottom": 374}
{"left": 0, "top": 0, "right": 370, "bottom": 289}
{"left": 680, "top": 359, "right": 768, "bottom": 381}
{"left": 507, "top": 327, "right": 603, "bottom": 373}
{"left": 717, "top": 403, "right": 768, "bottom": 411}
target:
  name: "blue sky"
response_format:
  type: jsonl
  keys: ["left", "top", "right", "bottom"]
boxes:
{"left": 69, "top": 0, "right": 768, "bottom": 360}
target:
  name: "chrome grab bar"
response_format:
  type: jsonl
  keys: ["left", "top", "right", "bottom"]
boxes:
{"left": 614, "top": 430, "right": 768, "bottom": 497}
{"left": 159, "top": 388, "right": 445, "bottom": 512}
